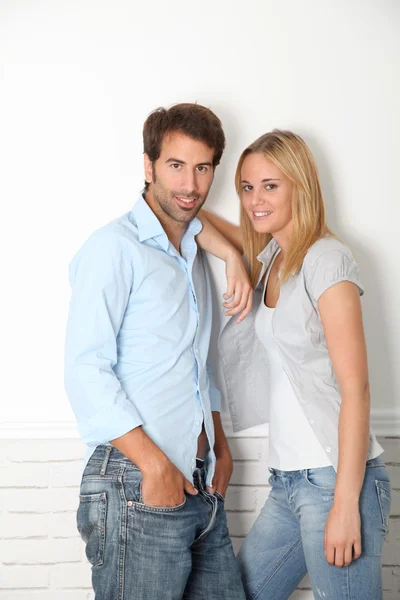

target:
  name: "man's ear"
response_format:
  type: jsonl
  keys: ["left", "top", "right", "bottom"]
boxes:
{"left": 144, "top": 154, "right": 153, "bottom": 185}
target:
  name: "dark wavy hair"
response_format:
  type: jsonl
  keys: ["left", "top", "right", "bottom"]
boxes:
{"left": 143, "top": 103, "right": 225, "bottom": 190}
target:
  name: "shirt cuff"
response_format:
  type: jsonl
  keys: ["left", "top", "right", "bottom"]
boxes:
{"left": 79, "top": 401, "right": 144, "bottom": 446}
{"left": 209, "top": 386, "right": 222, "bottom": 413}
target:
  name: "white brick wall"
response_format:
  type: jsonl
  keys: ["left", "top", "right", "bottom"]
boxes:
{"left": 0, "top": 437, "right": 399, "bottom": 599}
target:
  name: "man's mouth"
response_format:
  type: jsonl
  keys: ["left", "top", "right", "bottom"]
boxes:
{"left": 253, "top": 211, "right": 273, "bottom": 220}
{"left": 176, "top": 196, "right": 198, "bottom": 209}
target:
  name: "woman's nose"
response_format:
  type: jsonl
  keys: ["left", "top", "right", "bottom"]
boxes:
{"left": 251, "top": 193, "right": 265, "bottom": 207}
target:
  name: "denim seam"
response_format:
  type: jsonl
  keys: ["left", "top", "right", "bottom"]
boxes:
{"left": 375, "top": 480, "right": 391, "bottom": 535}
{"left": 82, "top": 475, "right": 122, "bottom": 481}
{"left": 118, "top": 467, "right": 127, "bottom": 600}
{"left": 346, "top": 564, "right": 350, "bottom": 600}
{"left": 88, "top": 459, "right": 141, "bottom": 471}
{"left": 194, "top": 491, "right": 218, "bottom": 544}
{"left": 251, "top": 537, "right": 303, "bottom": 600}
{"left": 132, "top": 496, "right": 187, "bottom": 514}
{"left": 303, "top": 470, "right": 335, "bottom": 493}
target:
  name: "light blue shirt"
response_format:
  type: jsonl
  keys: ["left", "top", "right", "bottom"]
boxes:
{"left": 64, "top": 194, "right": 221, "bottom": 484}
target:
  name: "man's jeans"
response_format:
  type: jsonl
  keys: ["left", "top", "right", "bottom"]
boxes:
{"left": 77, "top": 445, "right": 245, "bottom": 600}
{"left": 237, "top": 456, "right": 391, "bottom": 600}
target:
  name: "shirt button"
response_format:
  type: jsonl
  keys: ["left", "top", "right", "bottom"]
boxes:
{"left": 326, "top": 447, "right": 331, "bottom": 453}
{"left": 127, "top": 500, "right": 133, "bottom": 507}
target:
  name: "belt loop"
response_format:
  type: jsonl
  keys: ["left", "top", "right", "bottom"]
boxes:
{"left": 100, "top": 446, "right": 112, "bottom": 475}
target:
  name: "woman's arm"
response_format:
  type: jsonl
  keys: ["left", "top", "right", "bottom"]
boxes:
{"left": 196, "top": 210, "right": 251, "bottom": 323}
{"left": 318, "top": 281, "right": 370, "bottom": 568}
{"left": 198, "top": 209, "right": 243, "bottom": 255}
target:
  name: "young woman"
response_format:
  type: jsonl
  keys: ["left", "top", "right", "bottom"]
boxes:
{"left": 196, "top": 130, "right": 391, "bottom": 600}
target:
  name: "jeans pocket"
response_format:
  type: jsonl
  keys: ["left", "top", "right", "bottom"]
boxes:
{"left": 136, "top": 481, "right": 187, "bottom": 513}
{"left": 77, "top": 492, "right": 107, "bottom": 566}
{"left": 122, "top": 467, "right": 187, "bottom": 513}
{"left": 304, "top": 466, "right": 336, "bottom": 491}
{"left": 375, "top": 480, "right": 391, "bottom": 534}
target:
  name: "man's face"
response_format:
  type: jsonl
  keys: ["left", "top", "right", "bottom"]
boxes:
{"left": 144, "top": 131, "right": 215, "bottom": 223}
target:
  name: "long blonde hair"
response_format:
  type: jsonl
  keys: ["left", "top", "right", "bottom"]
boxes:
{"left": 235, "top": 130, "right": 334, "bottom": 287}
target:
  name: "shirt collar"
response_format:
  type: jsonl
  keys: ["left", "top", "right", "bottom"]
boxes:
{"left": 131, "top": 194, "right": 203, "bottom": 251}
{"left": 131, "top": 194, "right": 166, "bottom": 244}
{"left": 257, "top": 237, "right": 279, "bottom": 265}
{"left": 255, "top": 237, "right": 280, "bottom": 288}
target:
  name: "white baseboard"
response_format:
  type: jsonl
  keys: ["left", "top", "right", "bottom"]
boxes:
{"left": 0, "top": 421, "right": 80, "bottom": 439}
{"left": 0, "top": 409, "right": 399, "bottom": 439}
{"left": 369, "top": 409, "right": 400, "bottom": 437}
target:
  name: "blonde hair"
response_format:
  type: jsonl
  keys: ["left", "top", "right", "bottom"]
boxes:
{"left": 235, "top": 130, "right": 334, "bottom": 287}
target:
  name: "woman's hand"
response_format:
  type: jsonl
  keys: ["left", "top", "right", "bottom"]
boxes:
{"left": 324, "top": 501, "right": 362, "bottom": 567}
{"left": 194, "top": 211, "right": 250, "bottom": 321}
{"left": 222, "top": 250, "right": 253, "bottom": 323}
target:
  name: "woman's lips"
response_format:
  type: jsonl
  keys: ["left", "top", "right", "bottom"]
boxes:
{"left": 253, "top": 211, "right": 273, "bottom": 220}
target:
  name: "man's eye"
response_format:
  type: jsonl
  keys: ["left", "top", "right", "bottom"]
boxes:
{"left": 171, "top": 163, "right": 181, "bottom": 170}
{"left": 196, "top": 166, "right": 208, "bottom": 173}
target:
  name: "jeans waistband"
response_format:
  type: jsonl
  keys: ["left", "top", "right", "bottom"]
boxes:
{"left": 89, "top": 445, "right": 207, "bottom": 477}
{"left": 269, "top": 455, "right": 385, "bottom": 478}
{"left": 90, "top": 445, "right": 135, "bottom": 466}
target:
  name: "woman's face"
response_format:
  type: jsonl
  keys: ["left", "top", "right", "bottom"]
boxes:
{"left": 240, "top": 153, "right": 293, "bottom": 239}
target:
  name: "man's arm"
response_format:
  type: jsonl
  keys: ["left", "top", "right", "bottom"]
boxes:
{"left": 110, "top": 427, "right": 197, "bottom": 506}
{"left": 64, "top": 230, "right": 143, "bottom": 444}
{"left": 65, "top": 229, "right": 196, "bottom": 506}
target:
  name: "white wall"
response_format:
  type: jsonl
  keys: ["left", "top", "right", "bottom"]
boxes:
{"left": 1, "top": 3, "right": 400, "bottom": 599}
{"left": 1, "top": 0, "right": 399, "bottom": 435}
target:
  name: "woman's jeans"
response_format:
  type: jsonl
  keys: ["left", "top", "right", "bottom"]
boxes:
{"left": 76, "top": 445, "right": 245, "bottom": 600}
{"left": 237, "top": 456, "right": 391, "bottom": 600}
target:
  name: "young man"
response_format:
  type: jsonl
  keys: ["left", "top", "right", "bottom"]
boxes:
{"left": 64, "top": 103, "right": 246, "bottom": 599}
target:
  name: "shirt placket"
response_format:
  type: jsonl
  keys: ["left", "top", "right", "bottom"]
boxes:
{"left": 170, "top": 238, "right": 207, "bottom": 474}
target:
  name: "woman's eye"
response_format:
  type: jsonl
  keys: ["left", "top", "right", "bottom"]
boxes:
{"left": 243, "top": 185, "right": 253, "bottom": 192}
{"left": 265, "top": 184, "right": 277, "bottom": 190}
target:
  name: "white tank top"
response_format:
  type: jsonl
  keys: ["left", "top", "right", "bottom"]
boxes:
{"left": 255, "top": 252, "right": 331, "bottom": 470}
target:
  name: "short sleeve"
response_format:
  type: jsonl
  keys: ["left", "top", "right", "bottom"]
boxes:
{"left": 307, "top": 250, "right": 364, "bottom": 303}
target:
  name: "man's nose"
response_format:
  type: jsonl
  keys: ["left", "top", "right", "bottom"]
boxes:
{"left": 181, "top": 170, "right": 197, "bottom": 193}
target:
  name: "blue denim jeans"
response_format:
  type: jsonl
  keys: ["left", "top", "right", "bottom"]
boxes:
{"left": 77, "top": 445, "right": 245, "bottom": 600}
{"left": 237, "top": 456, "right": 391, "bottom": 600}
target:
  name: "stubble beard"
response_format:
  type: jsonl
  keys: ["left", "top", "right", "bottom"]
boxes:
{"left": 151, "top": 171, "right": 209, "bottom": 224}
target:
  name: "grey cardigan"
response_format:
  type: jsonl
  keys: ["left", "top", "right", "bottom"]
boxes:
{"left": 218, "top": 236, "right": 383, "bottom": 471}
